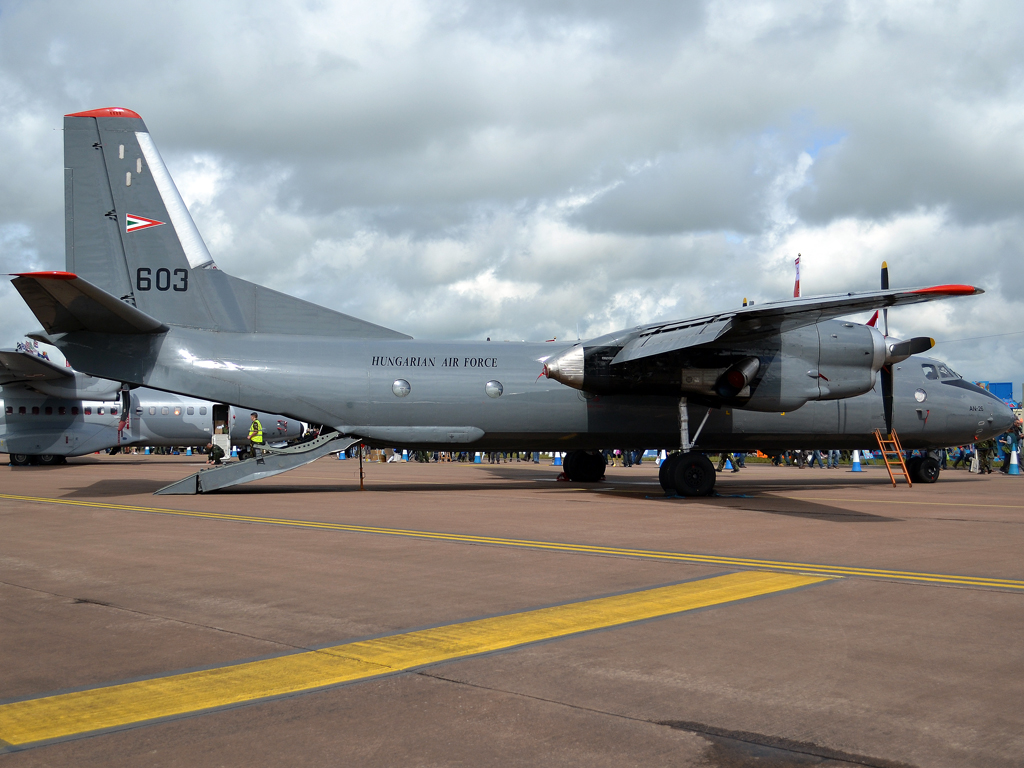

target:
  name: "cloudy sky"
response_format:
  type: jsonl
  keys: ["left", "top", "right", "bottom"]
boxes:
{"left": 1, "top": 0, "right": 1022, "bottom": 395}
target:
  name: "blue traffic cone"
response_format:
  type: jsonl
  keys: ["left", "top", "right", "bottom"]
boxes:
{"left": 1010, "top": 448, "right": 1020, "bottom": 476}
{"left": 724, "top": 458, "right": 733, "bottom": 470}
{"left": 851, "top": 450, "right": 863, "bottom": 472}
{"left": 554, "top": 452, "right": 562, "bottom": 466}
{"left": 337, "top": 451, "right": 346, "bottom": 460}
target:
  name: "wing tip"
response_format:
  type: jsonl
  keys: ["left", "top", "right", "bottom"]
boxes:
{"left": 909, "top": 284, "right": 983, "bottom": 296}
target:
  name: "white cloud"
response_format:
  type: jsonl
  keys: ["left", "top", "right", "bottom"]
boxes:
{"left": 0, "top": 0, "right": 1022, "bottom": 398}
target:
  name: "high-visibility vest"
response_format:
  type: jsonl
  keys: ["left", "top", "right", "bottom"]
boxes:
{"left": 249, "top": 419, "right": 264, "bottom": 444}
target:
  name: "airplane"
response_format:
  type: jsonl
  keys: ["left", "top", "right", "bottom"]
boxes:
{"left": 8, "top": 107, "right": 1014, "bottom": 495}
{"left": 1, "top": 339, "right": 302, "bottom": 465}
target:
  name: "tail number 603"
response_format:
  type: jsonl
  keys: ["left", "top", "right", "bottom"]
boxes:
{"left": 137, "top": 267, "right": 188, "bottom": 292}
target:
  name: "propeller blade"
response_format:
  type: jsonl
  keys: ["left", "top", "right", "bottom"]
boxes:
{"left": 886, "top": 336, "right": 936, "bottom": 364}
{"left": 881, "top": 261, "right": 889, "bottom": 336}
{"left": 881, "top": 364, "right": 894, "bottom": 435}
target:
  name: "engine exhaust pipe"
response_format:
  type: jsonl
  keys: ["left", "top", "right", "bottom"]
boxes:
{"left": 714, "top": 357, "right": 760, "bottom": 399}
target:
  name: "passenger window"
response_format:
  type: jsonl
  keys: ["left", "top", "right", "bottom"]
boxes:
{"left": 5, "top": 406, "right": 11, "bottom": 414}
{"left": 58, "top": 406, "right": 66, "bottom": 415}
{"left": 98, "top": 407, "right": 105, "bottom": 415}
{"left": 921, "top": 364, "right": 939, "bottom": 380}
{"left": 149, "top": 406, "right": 156, "bottom": 415}
{"left": 32, "top": 406, "right": 39, "bottom": 415}
{"left": 71, "top": 407, "right": 79, "bottom": 415}
{"left": 173, "top": 407, "right": 181, "bottom": 416}
{"left": 187, "top": 406, "right": 194, "bottom": 415}
{"left": 200, "top": 406, "right": 207, "bottom": 415}
{"left": 111, "top": 407, "right": 118, "bottom": 415}
{"left": 45, "top": 406, "right": 53, "bottom": 415}
{"left": 161, "top": 406, "right": 169, "bottom": 415}
{"left": 18, "top": 406, "right": 25, "bottom": 414}
{"left": 84, "top": 407, "right": 92, "bottom": 415}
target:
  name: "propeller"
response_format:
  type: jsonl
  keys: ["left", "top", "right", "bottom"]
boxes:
{"left": 874, "top": 262, "right": 936, "bottom": 434}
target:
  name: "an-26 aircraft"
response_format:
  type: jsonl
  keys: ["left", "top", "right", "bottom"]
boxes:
{"left": 1, "top": 339, "right": 301, "bottom": 465}
{"left": 10, "top": 107, "right": 1013, "bottom": 495}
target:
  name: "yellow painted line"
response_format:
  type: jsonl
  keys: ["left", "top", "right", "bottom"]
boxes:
{"left": 0, "top": 571, "right": 822, "bottom": 746}
{"left": 2, "top": 493, "right": 1023, "bottom": 591}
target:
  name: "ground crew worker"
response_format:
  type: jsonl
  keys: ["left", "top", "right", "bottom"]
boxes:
{"left": 248, "top": 412, "right": 264, "bottom": 460}
{"left": 205, "top": 441, "right": 225, "bottom": 465}
{"left": 977, "top": 438, "right": 996, "bottom": 474}
{"left": 716, "top": 452, "right": 740, "bottom": 473}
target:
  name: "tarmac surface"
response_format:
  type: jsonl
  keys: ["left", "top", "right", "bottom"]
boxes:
{"left": 1, "top": 454, "right": 1022, "bottom": 767}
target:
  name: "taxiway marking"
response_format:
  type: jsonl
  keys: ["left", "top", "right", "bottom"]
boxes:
{"left": 2, "top": 493, "right": 1023, "bottom": 591}
{"left": 0, "top": 571, "right": 822, "bottom": 747}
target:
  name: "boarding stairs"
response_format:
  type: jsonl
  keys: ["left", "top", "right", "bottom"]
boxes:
{"left": 155, "top": 430, "right": 359, "bottom": 495}
{"left": 873, "top": 429, "right": 912, "bottom": 487}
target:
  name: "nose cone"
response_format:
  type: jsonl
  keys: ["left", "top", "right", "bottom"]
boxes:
{"left": 990, "top": 399, "right": 1015, "bottom": 435}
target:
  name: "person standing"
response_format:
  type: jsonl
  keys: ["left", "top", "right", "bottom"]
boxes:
{"left": 248, "top": 412, "right": 264, "bottom": 461}
{"left": 978, "top": 438, "right": 996, "bottom": 474}
{"left": 717, "top": 452, "right": 740, "bottom": 473}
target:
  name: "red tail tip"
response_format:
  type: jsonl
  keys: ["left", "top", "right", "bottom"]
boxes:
{"left": 65, "top": 107, "right": 142, "bottom": 119}
{"left": 13, "top": 271, "right": 78, "bottom": 280}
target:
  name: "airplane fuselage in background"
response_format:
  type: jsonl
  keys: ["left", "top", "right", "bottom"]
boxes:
{"left": 1, "top": 386, "right": 301, "bottom": 462}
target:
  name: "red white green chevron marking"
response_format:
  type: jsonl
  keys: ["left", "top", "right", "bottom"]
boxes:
{"left": 125, "top": 214, "right": 164, "bottom": 233}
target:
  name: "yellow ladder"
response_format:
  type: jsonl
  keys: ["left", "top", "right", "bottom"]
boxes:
{"left": 874, "top": 429, "right": 912, "bottom": 487}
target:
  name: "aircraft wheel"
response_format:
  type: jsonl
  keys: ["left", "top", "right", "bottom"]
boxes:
{"left": 915, "top": 456, "right": 941, "bottom": 484}
{"left": 659, "top": 453, "right": 682, "bottom": 492}
{"left": 562, "top": 450, "right": 582, "bottom": 479}
{"left": 671, "top": 453, "right": 717, "bottom": 497}
{"left": 37, "top": 454, "right": 62, "bottom": 466}
{"left": 581, "top": 451, "right": 606, "bottom": 482}
{"left": 905, "top": 456, "right": 923, "bottom": 482}
{"left": 562, "top": 450, "right": 605, "bottom": 482}
{"left": 10, "top": 453, "right": 34, "bottom": 466}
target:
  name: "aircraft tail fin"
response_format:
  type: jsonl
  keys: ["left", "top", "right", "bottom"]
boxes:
{"left": 62, "top": 108, "right": 409, "bottom": 339}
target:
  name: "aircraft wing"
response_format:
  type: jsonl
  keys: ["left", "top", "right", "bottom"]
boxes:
{"left": 0, "top": 348, "right": 75, "bottom": 384}
{"left": 610, "top": 284, "right": 981, "bottom": 364}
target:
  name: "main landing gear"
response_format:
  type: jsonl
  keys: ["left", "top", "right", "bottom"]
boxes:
{"left": 9, "top": 454, "right": 66, "bottom": 466}
{"left": 659, "top": 452, "right": 717, "bottom": 496}
{"left": 560, "top": 450, "right": 607, "bottom": 483}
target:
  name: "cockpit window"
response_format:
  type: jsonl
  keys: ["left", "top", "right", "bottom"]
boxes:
{"left": 921, "top": 364, "right": 939, "bottom": 380}
{"left": 937, "top": 364, "right": 959, "bottom": 379}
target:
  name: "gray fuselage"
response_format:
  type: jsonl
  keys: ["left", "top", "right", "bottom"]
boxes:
{"left": 57, "top": 326, "right": 1012, "bottom": 452}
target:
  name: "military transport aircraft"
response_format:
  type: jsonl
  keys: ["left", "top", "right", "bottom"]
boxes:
{"left": 1, "top": 339, "right": 301, "bottom": 465}
{"left": 9, "top": 107, "right": 1013, "bottom": 495}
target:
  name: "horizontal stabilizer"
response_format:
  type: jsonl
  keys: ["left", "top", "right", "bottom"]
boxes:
{"left": 0, "top": 348, "right": 74, "bottom": 384}
{"left": 11, "top": 272, "right": 168, "bottom": 335}
{"left": 612, "top": 284, "right": 981, "bottom": 364}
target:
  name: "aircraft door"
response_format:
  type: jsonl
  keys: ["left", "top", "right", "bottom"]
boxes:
{"left": 213, "top": 404, "right": 229, "bottom": 438}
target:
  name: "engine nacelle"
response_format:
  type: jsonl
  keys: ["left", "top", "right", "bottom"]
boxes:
{"left": 543, "top": 320, "right": 888, "bottom": 411}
